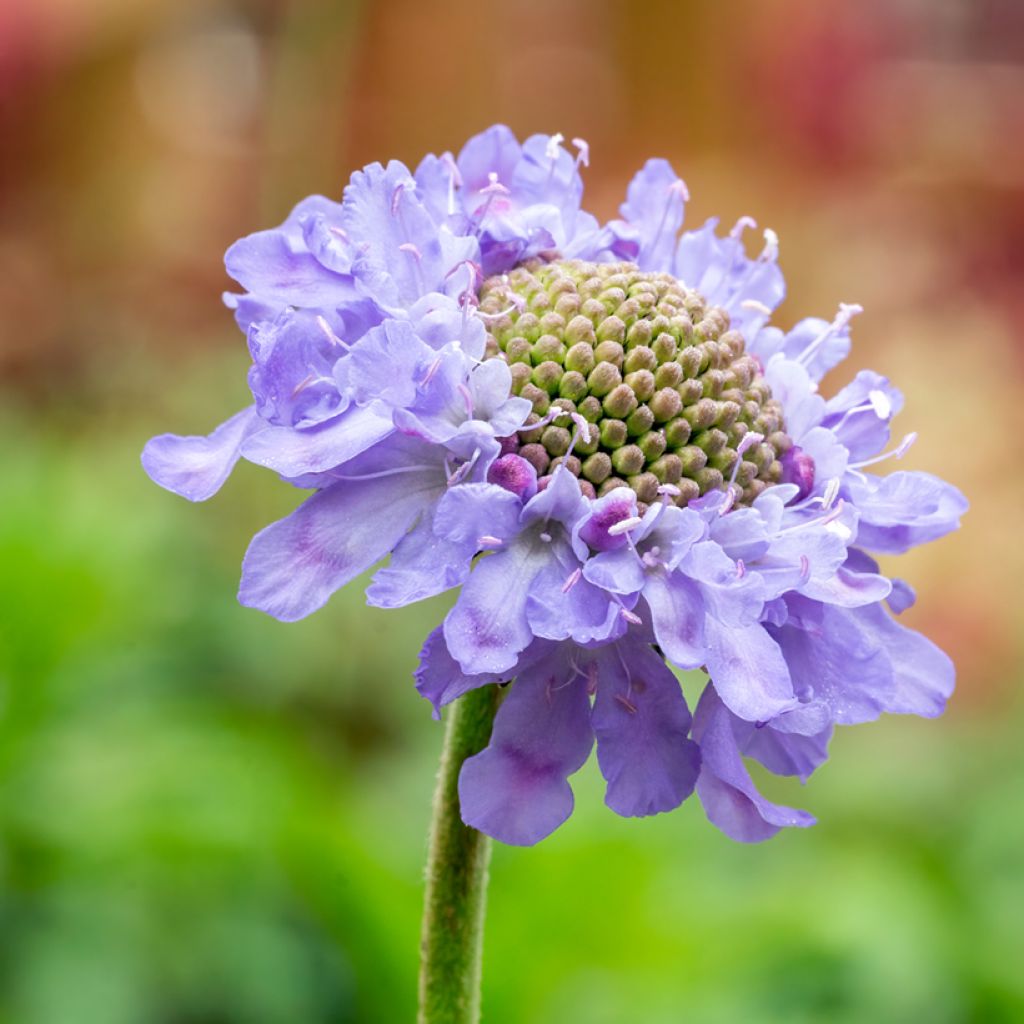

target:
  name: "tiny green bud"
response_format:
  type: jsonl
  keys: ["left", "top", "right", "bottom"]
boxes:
{"left": 506, "top": 337, "right": 532, "bottom": 364}
{"left": 603, "top": 383, "right": 639, "bottom": 419}
{"left": 531, "top": 361, "right": 563, "bottom": 395}
{"left": 623, "top": 345, "right": 657, "bottom": 374}
{"left": 599, "top": 419, "right": 628, "bottom": 449}
{"left": 638, "top": 430, "right": 667, "bottom": 463}
{"left": 582, "top": 451, "right": 612, "bottom": 484}
{"left": 541, "top": 425, "right": 572, "bottom": 457}
{"left": 651, "top": 387, "right": 683, "bottom": 422}
{"left": 587, "top": 362, "right": 621, "bottom": 397}
{"left": 648, "top": 453, "right": 683, "bottom": 484}
{"left": 664, "top": 417, "right": 691, "bottom": 448}
{"left": 624, "top": 369, "right": 656, "bottom": 402}
{"left": 654, "top": 361, "right": 683, "bottom": 390}
{"left": 626, "top": 404, "right": 655, "bottom": 437}
{"left": 593, "top": 340, "right": 625, "bottom": 369}
{"left": 628, "top": 472, "right": 660, "bottom": 504}
{"left": 578, "top": 395, "right": 603, "bottom": 422}
{"left": 565, "top": 341, "right": 596, "bottom": 375}
{"left": 559, "top": 370, "right": 588, "bottom": 402}
{"left": 533, "top": 334, "right": 566, "bottom": 365}
{"left": 611, "top": 444, "right": 645, "bottom": 476}
{"left": 565, "top": 314, "right": 596, "bottom": 346}
{"left": 677, "top": 445, "right": 708, "bottom": 475}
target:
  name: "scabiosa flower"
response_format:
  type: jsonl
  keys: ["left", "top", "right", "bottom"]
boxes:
{"left": 143, "top": 125, "right": 966, "bottom": 847}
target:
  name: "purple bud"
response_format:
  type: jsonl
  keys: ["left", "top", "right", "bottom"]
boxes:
{"left": 780, "top": 445, "right": 815, "bottom": 501}
{"left": 487, "top": 454, "right": 538, "bottom": 501}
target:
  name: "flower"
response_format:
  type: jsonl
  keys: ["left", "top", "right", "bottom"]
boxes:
{"left": 143, "top": 125, "right": 967, "bottom": 846}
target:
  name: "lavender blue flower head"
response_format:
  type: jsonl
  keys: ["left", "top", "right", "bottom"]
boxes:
{"left": 143, "top": 125, "right": 967, "bottom": 846}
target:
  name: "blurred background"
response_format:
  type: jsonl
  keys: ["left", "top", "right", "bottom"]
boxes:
{"left": 1, "top": 0, "right": 1022, "bottom": 1021}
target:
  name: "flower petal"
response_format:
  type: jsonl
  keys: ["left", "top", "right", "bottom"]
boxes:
{"left": 703, "top": 617, "right": 797, "bottom": 724}
{"left": 240, "top": 404, "right": 395, "bottom": 477}
{"left": 592, "top": 641, "right": 700, "bottom": 817}
{"left": 694, "top": 687, "right": 815, "bottom": 842}
{"left": 238, "top": 466, "right": 440, "bottom": 621}
{"left": 141, "top": 406, "right": 260, "bottom": 502}
{"left": 458, "top": 656, "right": 593, "bottom": 845}
{"left": 617, "top": 158, "right": 686, "bottom": 270}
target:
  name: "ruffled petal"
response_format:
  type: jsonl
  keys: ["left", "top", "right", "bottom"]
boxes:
{"left": 592, "top": 641, "right": 700, "bottom": 817}
{"left": 341, "top": 160, "right": 451, "bottom": 308}
{"left": 238, "top": 465, "right": 440, "bottom": 621}
{"left": 693, "top": 687, "right": 815, "bottom": 843}
{"left": 224, "top": 229, "right": 359, "bottom": 308}
{"left": 142, "top": 406, "right": 260, "bottom": 502}
{"left": 458, "top": 655, "right": 593, "bottom": 845}
{"left": 702, "top": 617, "right": 797, "bottom": 723}
{"left": 617, "top": 158, "right": 686, "bottom": 271}
{"left": 643, "top": 573, "right": 706, "bottom": 669}
{"left": 443, "top": 535, "right": 553, "bottom": 675}
{"left": 240, "top": 404, "right": 395, "bottom": 477}
{"left": 850, "top": 471, "right": 968, "bottom": 555}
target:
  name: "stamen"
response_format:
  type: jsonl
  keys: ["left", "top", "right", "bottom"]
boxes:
{"left": 760, "top": 228, "right": 779, "bottom": 262}
{"left": 478, "top": 535, "right": 504, "bottom": 549}
{"left": 620, "top": 607, "right": 643, "bottom": 626}
{"left": 614, "top": 693, "right": 638, "bottom": 714}
{"left": 649, "top": 178, "right": 689, "bottom": 257}
{"left": 447, "top": 448, "right": 482, "bottom": 487}
{"left": 850, "top": 432, "right": 917, "bottom": 471}
{"left": 328, "top": 226, "right": 349, "bottom": 241}
{"left": 457, "top": 383, "right": 474, "bottom": 419}
{"left": 390, "top": 180, "right": 414, "bottom": 216}
{"left": 741, "top": 298, "right": 773, "bottom": 317}
{"left": 798, "top": 555, "right": 811, "bottom": 583}
{"left": 730, "top": 215, "right": 757, "bottom": 239}
{"left": 868, "top": 389, "right": 892, "bottom": 419}
{"left": 481, "top": 171, "right": 510, "bottom": 196}
{"left": 572, "top": 136, "right": 590, "bottom": 167}
{"left": 607, "top": 516, "right": 644, "bottom": 536}
{"left": 562, "top": 567, "right": 582, "bottom": 593}
{"left": 398, "top": 242, "right": 422, "bottom": 262}
{"left": 545, "top": 132, "right": 565, "bottom": 161}
{"left": 327, "top": 465, "right": 428, "bottom": 482}
{"left": 423, "top": 355, "right": 444, "bottom": 386}
{"left": 443, "top": 153, "right": 462, "bottom": 216}
{"left": 539, "top": 531, "right": 553, "bottom": 543}
{"left": 316, "top": 316, "right": 349, "bottom": 349}
{"left": 821, "top": 477, "right": 841, "bottom": 511}
{"left": 797, "top": 302, "right": 863, "bottom": 369}
{"left": 736, "top": 558, "right": 746, "bottom": 579}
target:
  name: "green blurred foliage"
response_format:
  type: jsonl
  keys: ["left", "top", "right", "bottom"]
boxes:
{"left": 0, "top": 359, "right": 1021, "bottom": 1023}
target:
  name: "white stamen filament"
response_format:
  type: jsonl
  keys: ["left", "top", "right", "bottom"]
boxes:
{"left": 850, "top": 432, "right": 917, "bottom": 472}
{"left": 608, "top": 516, "right": 644, "bottom": 537}
{"left": 562, "top": 568, "right": 582, "bottom": 593}
{"left": 317, "top": 316, "right": 349, "bottom": 349}
{"left": 797, "top": 302, "right": 863, "bottom": 369}
{"left": 572, "top": 137, "right": 590, "bottom": 167}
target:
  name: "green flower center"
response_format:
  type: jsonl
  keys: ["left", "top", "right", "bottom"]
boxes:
{"left": 477, "top": 258, "right": 793, "bottom": 509}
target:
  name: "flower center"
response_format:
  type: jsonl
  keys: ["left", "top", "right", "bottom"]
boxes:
{"left": 477, "top": 258, "right": 793, "bottom": 509}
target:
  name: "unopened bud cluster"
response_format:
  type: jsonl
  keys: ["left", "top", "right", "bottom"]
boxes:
{"left": 478, "top": 259, "right": 792, "bottom": 509}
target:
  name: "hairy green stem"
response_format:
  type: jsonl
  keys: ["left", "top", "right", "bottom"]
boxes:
{"left": 418, "top": 684, "right": 500, "bottom": 1024}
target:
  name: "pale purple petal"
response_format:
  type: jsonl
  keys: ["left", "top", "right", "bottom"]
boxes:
{"left": 694, "top": 687, "right": 815, "bottom": 843}
{"left": 142, "top": 406, "right": 260, "bottom": 502}
{"left": 238, "top": 466, "right": 440, "bottom": 621}
{"left": 240, "top": 404, "right": 395, "bottom": 477}
{"left": 592, "top": 641, "right": 700, "bottom": 817}
{"left": 458, "top": 656, "right": 593, "bottom": 845}
{"left": 850, "top": 471, "right": 968, "bottom": 555}
{"left": 643, "top": 573, "right": 706, "bottom": 669}
{"left": 703, "top": 617, "right": 797, "bottom": 723}
{"left": 617, "top": 158, "right": 686, "bottom": 271}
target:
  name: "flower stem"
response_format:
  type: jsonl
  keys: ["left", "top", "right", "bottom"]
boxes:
{"left": 418, "top": 684, "right": 500, "bottom": 1024}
